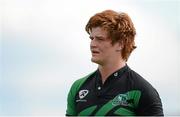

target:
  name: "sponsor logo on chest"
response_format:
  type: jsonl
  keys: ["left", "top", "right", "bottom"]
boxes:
{"left": 76, "top": 89, "right": 89, "bottom": 102}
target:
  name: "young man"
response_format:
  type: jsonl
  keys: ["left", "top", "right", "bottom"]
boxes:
{"left": 66, "top": 10, "right": 163, "bottom": 116}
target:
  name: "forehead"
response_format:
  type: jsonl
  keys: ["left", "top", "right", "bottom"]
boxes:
{"left": 89, "top": 27, "right": 108, "bottom": 37}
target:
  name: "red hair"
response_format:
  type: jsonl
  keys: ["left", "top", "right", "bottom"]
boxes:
{"left": 85, "top": 10, "right": 136, "bottom": 61}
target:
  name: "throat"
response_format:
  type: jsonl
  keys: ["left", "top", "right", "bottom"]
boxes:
{"left": 98, "top": 62, "right": 126, "bottom": 84}
{"left": 101, "top": 74, "right": 109, "bottom": 84}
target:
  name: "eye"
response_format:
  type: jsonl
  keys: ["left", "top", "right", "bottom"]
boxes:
{"left": 96, "top": 37, "right": 104, "bottom": 41}
{"left": 89, "top": 36, "right": 94, "bottom": 40}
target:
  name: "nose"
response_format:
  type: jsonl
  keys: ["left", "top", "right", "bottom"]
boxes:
{"left": 90, "top": 39, "right": 97, "bottom": 48}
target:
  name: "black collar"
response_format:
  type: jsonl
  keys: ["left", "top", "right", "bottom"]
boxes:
{"left": 95, "top": 64, "right": 129, "bottom": 87}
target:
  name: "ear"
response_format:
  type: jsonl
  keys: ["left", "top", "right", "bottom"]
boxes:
{"left": 116, "top": 41, "right": 123, "bottom": 51}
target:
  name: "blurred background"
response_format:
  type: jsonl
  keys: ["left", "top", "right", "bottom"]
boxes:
{"left": 0, "top": 0, "right": 180, "bottom": 116}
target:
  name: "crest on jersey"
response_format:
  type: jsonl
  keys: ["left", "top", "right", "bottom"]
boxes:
{"left": 112, "top": 94, "right": 129, "bottom": 106}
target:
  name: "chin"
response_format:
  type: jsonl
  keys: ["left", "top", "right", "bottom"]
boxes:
{"left": 91, "top": 58, "right": 101, "bottom": 64}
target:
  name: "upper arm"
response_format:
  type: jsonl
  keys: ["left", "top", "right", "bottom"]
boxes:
{"left": 66, "top": 82, "right": 78, "bottom": 116}
{"left": 66, "top": 72, "right": 95, "bottom": 116}
{"left": 136, "top": 87, "right": 164, "bottom": 116}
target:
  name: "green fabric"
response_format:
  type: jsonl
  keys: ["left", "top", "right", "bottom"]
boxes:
{"left": 95, "top": 90, "right": 141, "bottom": 116}
{"left": 66, "top": 72, "right": 95, "bottom": 115}
{"left": 127, "top": 90, "right": 141, "bottom": 108}
{"left": 95, "top": 99, "right": 114, "bottom": 115}
{"left": 78, "top": 105, "right": 97, "bottom": 116}
{"left": 114, "top": 107, "right": 135, "bottom": 116}
{"left": 67, "top": 73, "right": 141, "bottom": 116}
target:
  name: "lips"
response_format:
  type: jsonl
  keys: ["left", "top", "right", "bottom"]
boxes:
{"left": 91, "top": 50, "right": 100, "bottom": 55}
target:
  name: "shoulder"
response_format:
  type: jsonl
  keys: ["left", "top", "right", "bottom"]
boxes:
{"left": 127, "top": 68, "right": 160, "bottom": 105}
{"left": 66, "top": 71, "right": 96, "bottom": 116}
{"left": 127, "top": 68, "right": 163, "bottom": 115}
{"left": 127, "top": 68, "right": 154, "bottom": 91}
{"left": 70, "top": 71, "right": 96, "bottom": 93}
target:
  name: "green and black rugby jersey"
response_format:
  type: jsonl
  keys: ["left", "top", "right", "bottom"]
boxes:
{"left": 66, "top": 65, "right": 163, "bottom": 116}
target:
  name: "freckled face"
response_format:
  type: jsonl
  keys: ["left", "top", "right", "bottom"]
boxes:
{"left": 89, "top": 27, "right": 120, "bottom": 65}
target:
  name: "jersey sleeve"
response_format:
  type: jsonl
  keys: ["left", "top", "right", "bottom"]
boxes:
{"left": 66, "top": 72, "right": 95, "bottom": 116}
{"left": 66, "top": 78, "right": 84, "bottom": 116}
{"left": 136, "top": 84, "right": 164, "bottom": 116}
{"left": 66, "top": 80, "right": 78, "bottom": 116}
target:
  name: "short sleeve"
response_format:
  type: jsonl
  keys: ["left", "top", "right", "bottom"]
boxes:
{"left": 136, "top": 85, "right": 164, "bottom": 116}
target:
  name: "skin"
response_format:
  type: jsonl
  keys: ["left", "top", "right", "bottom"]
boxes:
{"left": 89, "top": 27, "right": 126, "bottom": 84}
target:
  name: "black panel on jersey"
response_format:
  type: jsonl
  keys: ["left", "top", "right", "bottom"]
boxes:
{"left": 73, "top": 64, "right": 163, "bottom": 116}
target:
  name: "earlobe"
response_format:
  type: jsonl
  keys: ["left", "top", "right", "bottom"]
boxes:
{"left": 116, "top": 46, "right": 122, "bottom": 52}
{"left": 118, "top": 43, "right": 123, "bottom": 50}
{"left": 115, "top": 41, "right": 123, "bottom": 52}
{"left": 116, "top": 48, "right": 122, "bottom": 52}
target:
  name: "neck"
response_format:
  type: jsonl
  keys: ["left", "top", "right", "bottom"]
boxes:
{"left": 98, "top": 60, "right": 126, "bottom": 84}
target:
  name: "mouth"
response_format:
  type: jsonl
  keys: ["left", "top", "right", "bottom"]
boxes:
{"left": 91, "top": 50, "right": 100, "bottom": 55}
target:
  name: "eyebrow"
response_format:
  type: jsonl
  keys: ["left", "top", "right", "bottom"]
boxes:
{"left": 89, "top": 35, "right": 106, "bottom": 39}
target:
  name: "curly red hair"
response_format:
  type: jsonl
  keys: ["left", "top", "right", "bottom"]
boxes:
{"left": 85, "top": 10, "right": 136, "bottom": 61}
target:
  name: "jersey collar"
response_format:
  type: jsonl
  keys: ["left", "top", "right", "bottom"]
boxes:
{"left": 95, "top": 64, "right": 129, "bottom": 87}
